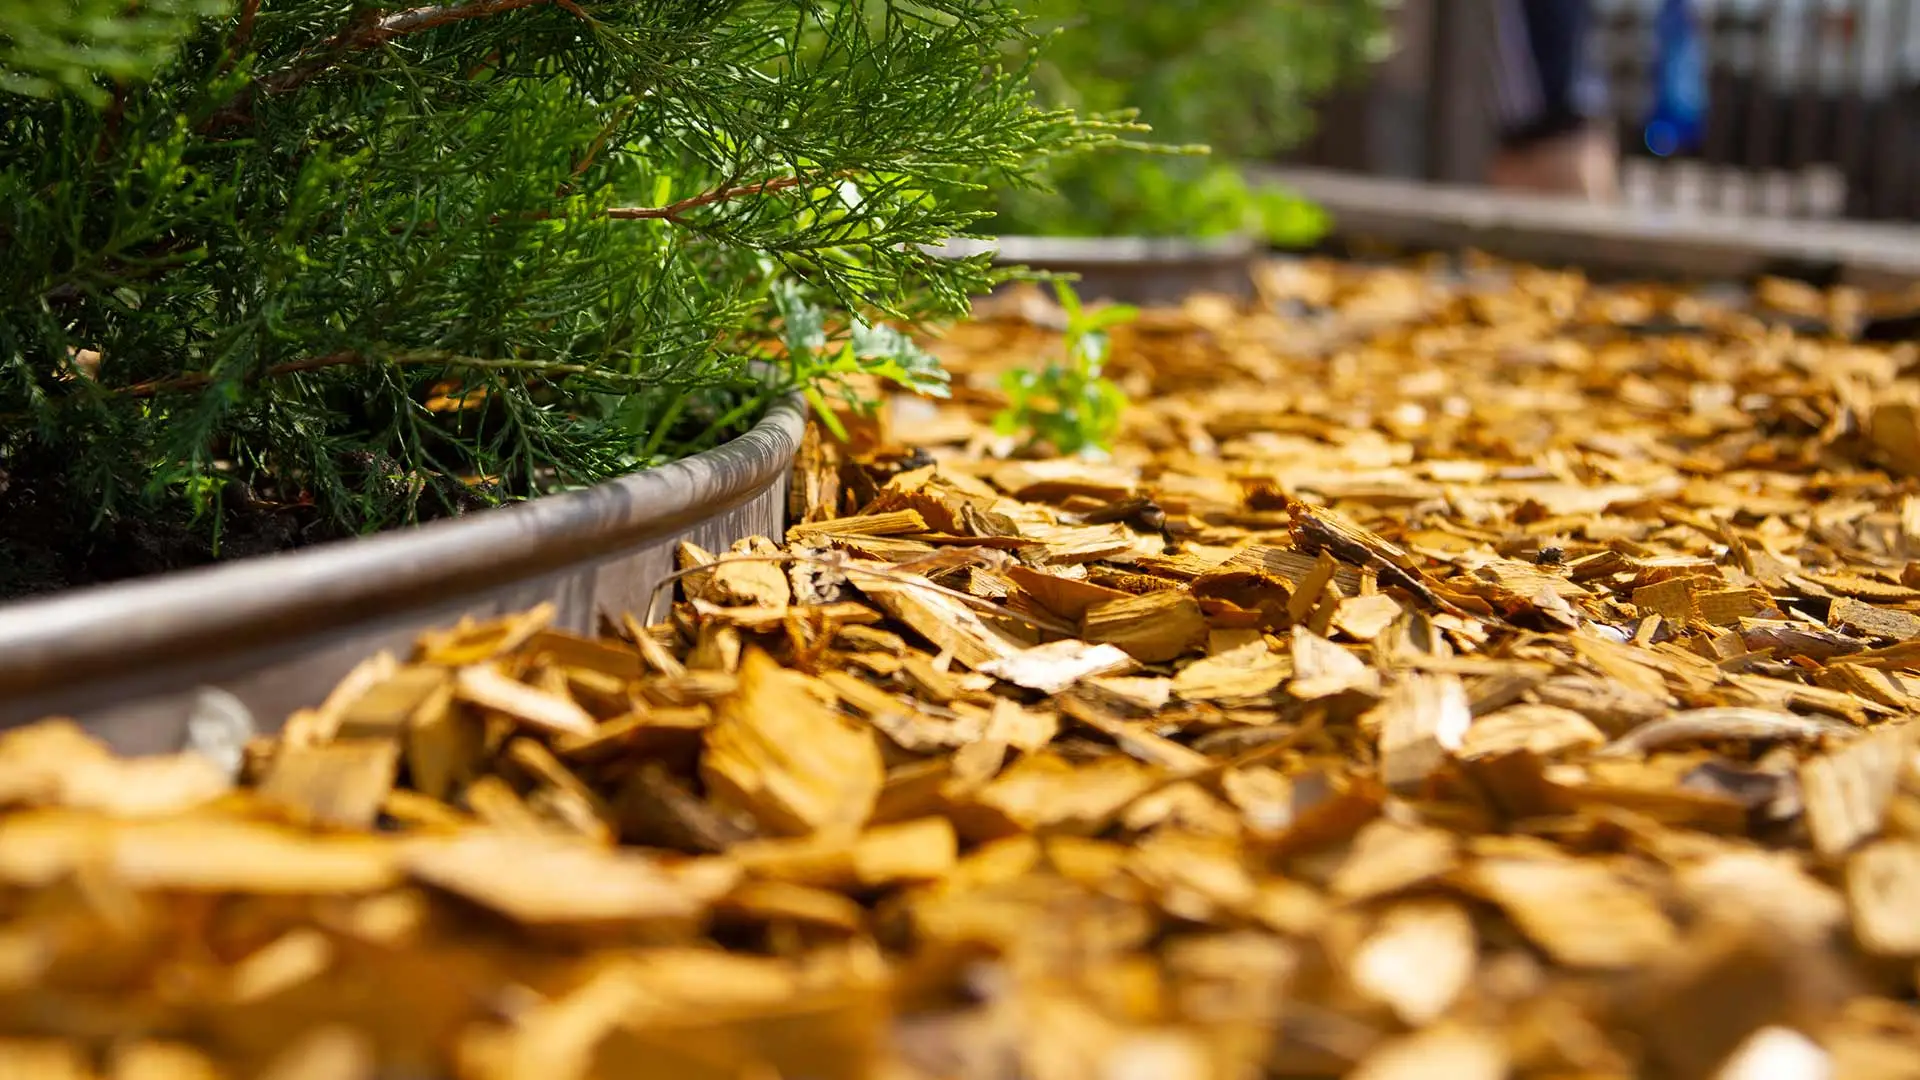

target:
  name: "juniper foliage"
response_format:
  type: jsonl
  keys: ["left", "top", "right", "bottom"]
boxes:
{"left": 0, "top": 0, "right": 1108, "bottom": 582}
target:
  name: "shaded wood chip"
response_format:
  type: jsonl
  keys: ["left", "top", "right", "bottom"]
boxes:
{"left": 1599, "top": 708, "right": 1858, "bottom": 758}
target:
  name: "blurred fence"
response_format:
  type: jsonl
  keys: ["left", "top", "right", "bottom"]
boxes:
{"left": 1284, "top": 0, "right": 1920, "bottom": 221}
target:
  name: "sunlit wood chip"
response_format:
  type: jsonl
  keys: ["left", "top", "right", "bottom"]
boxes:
{"left": 1802, "top": 727, "right": 1914, "bottom": 858}
{"left": 1847, "top": 841, "right": 1920, "bottom": 957}
{"left": 1469, "top": 856, "right": 1677, "bottom": 969}
{"left": 730, "top": 817, "right": 956, "bottom": 890}
{"left": 1173, "top": 641, "right": 1290, "bottom": 702}
{"left": 0, "top": 811, "right": 400, "bottom": 893}
{"left": 1715, "top": 1027, "right": 1832, "bottom": 1080}
{"left": 1676, "top": 852, "right": 1846, "bottom": 944}
{"left": 1289, "top": 626, "right": 1382, "bottom": 699}
{"left": 404, "top": 681, "right": 484, "bottom": 802}
{"left": 1082, "top": 590, "right": 1209, "bottom": 664}
{"left": 1082, "top": 675, "right": 1175, "bottom": 714}
{"left": 257, "top": 738, "right": 401, "bottom": 830}
{"left": 1005, "top": 564, "right": 1133, "bottom": 621}
{"left": 405, "top": 831, "right": 738, "bottom": 929}
{"left": 1334, "top": 592, "right": 1405, "bottom": 641}
{"left": 1457, "top": 704, "right": 1605, "bottom": 761}
{"left": 702, "top": 648, "right": 883, "bottom": 836}
{"left": 980, "top": 639, "right": 1137, "bottom": 694}
{"left": 226, "top": 927, "right": 334, "bottom": 1004}
{"left": 255, "top": 1025, "right": 375, "bottom": 1080}
{"left": 787, "top": 508, "right": 928, "bottom": 545}
{"left": 1328, "top": 818, "right": 1460, "bottom": 901}
{"left": 110, "top": 1041, "right": 225, "bottom": 1080}
{"left": 454, "top": 664, "right": 597, "bottom": 738}
{"left": 415, "top": 604, "right": 555, "bottom": 667}
{"left": 1349, "top": 900, "right": 1476, "bottom": 1026}
{"left": 695, "top": 536, "right": 791, "bottom": 608}
{"left": 335, "top": 664, "right": 451, "bottom": 740}
{"left": 961, "top": 753, "right": 1155, "bottom": 836}
{"left": 1370, "top": 672, "right": 1472, "bottom": 794}
{"left": 1349, "top": 1024, "right": 1507, "bottom": 1080}
{"left": 849, "top": 564, "right": 1029, "bottom": 670}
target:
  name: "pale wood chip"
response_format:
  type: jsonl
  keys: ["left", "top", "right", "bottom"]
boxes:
{"left": 1848, "top": 840, "right": 1920, "bottom": 957}
{"left": 1469, "top": 856, "right": 1677, "bottom": 969}
{"left": 454, "top": 664, "right": 597, "bottom": 738}
{"left": 1370, "top": 672, "right": 1472, "bottom": 793}
{"left": 1172, "top": 641, "right": 1290, "bottom": 703}
{"left": 1348, "top": 1025, "right": 1507, "bottom": 1080}
{"left": 1328, "top": 818, "right": 1461, "bottom": 901}
{"left": 979, "top": 639, "right": 1137, "bottom": 694}
{"left": 1348, "top": 900, "right": 1476, "bottom": 1026}
{"left": 1802, "top": 726, "right": 1916, "bottom": 858}
{"left": 257, "top": 739, "right": 401, "bottom": 830}
{"left": 1288, "top": 625, "right": 1382, "bottom": 699}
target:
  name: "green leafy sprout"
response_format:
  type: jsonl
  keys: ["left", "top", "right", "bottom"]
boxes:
{"left": 994, "top": 279, "right": 1134, "bottom": 457}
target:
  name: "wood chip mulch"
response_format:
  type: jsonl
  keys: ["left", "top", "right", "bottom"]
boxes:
{"left": 9, "top": 257, "right": 1920, "bottom": 1079}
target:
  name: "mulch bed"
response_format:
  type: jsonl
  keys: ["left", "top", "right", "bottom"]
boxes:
{"left": 6, "top": 256, "right": 1920, "bottom": 1079}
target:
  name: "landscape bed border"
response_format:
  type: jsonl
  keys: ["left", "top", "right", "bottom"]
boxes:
{"left": 0, "top": 391, "right": 808, "bottom": 751}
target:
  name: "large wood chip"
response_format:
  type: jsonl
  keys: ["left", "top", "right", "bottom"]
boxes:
{"left": 1469, "top": 856, "right": 1677, "bottom": 969}
{"left": 979, "top": 639, "right": 1137, "bottom": 694}
{"left": 257, "top": 739, "right": 401, "bottom": 830}
{"left": 453, "top": 664, "right": 597, "bottom": 738}
{"left": 405, "top": 831, "right": 739, "bottom": 929}
{"left": 1847, "top": 840, "right": 1920, "bottom": 957}
{"left": 1348, "top": 900, "right": 1476, "bottom": 1026}
{"left": 1370, "top": 673, "right": 1472, "bottom": 794}
{"left": 1802, "top": 727, "right": 1915, "bottom": 858}
{"left": 1081, "top": 590, "right": 1208, "bottom": 663}
{"left": 702, "top": 649, "right": 883, "bottom": 836}
{"left": 1172, "top": 641, "right": 1290, "bottom": 702}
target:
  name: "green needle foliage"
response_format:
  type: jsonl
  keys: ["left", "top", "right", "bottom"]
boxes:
{"left": 994, "top": 0, "right": 1395, "bottom": 241}
{"left": 0, "top": 0, "right": 1114, "bottom": 593}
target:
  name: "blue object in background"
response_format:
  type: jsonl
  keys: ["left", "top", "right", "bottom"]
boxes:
{"left": 1645, "top": 0, "right": 1708, "bottom": 156}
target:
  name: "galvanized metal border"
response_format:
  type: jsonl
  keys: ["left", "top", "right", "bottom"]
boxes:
{"left": 0, "top": 393, "right": 808, "bottom": 753}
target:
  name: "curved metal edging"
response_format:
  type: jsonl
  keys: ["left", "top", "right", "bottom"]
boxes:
{"left": 0, "top": 392, "right": 807, "bottom": 748}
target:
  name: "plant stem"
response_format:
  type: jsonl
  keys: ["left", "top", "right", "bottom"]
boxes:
{"left": 115, "top": 351, "right": 636, "bottom": 399}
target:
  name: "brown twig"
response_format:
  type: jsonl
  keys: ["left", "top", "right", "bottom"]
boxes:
{"left": 604, "top": 175, "right": 811, "bottom": 223}
{"left": 115, "top": 351, "right": 603, "bottom": 399}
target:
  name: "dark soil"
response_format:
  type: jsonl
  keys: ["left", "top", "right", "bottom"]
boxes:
{"left": 0, "top": 467, "right": 347, "bottom": 602}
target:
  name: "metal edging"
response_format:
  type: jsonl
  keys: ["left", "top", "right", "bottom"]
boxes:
{"left": 0, "top": 392, "right": 808, "bottom": 706}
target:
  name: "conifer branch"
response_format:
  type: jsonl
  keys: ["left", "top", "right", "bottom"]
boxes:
{"left": 205, "top": 0, "right": 582, "bottom": 129}
{"left": 117, "top": 351, "right": 620, "bottom": 399}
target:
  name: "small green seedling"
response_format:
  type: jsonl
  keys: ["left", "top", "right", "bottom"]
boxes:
{"left": 994, "top": 280, "right": 1136, "bottom": 457}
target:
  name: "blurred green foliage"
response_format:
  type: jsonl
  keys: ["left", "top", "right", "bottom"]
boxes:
{"left": 996, "top": 0, "right": 1396, "bottom": 241}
